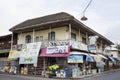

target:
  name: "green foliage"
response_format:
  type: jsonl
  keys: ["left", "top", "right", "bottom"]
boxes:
{"left": 115, "top": 44, "right": 120, "bottom": 50}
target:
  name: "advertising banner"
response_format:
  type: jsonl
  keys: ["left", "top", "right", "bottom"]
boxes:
{"left": 40, "top": 46, "right": 70, "bottom": 57}
{"left": 88, "top": 45, "right": 96, "bottom": 50}
{"left": 8, "top": 50, "right": 20, "bottom": 59}
{"left": 46, "top": 46, "right": 68, "bottom": 54}
{"left": 19, "top": 42, "right": 42, "bottom": 64}
{"left": 67, "top": 54, "right": 83, "bottom": 63}
{"left": 71, "top": 41, "right": 88, "bottom": 51}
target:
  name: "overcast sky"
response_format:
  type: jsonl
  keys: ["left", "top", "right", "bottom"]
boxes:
{"left": 0, "top": 0, "right": 120, "bottom": 43}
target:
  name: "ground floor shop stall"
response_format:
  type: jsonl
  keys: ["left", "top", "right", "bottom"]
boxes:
{"left": 4, "top": 42, "right": 42, "bottom": 75}
{"left": 40, "top": 46, "right": 70, "bottom": 78}
{"left": 0, "top": 58, "right": 18, "bottom": 74}
{"left": 18, "top": 42, "right": 42, "bottom": 75}
{"left": 1, "top": 42, "right": 119, "bottom": 78}
{"left": 0, "top": 50, "right": 18, "bottom": 74}
{"left": 40, "top": 47, "right": 99, "bottom": 78}
{"left": 67, "top": 52, "right": 114, "bottom": 78}
{"left": 107, "top": 56, "right": 120, "bottom": 69}
{"left": 67, "top": 52, "right": 97, "bottom": 78}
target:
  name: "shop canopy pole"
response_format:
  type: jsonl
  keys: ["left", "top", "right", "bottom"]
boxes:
{"left": 43, "top": 57, "right": 46, "bottom": 76}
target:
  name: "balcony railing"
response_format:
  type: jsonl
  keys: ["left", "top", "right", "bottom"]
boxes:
{"left": 41, "top": 40, "right": 70, "bottom": 48}
{"left": 71, "top": 41, "right": 88, "bottom": 51}
{"left": 41, "top": 40, "right": 88, "bottom": 51}
{"left": 14, "top": 39, "right": 90, "bottom": 51}
{"left": 0, "top": 44, "right": 11, "bottom": 50}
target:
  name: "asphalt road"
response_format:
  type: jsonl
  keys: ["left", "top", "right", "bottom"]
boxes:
{"left": 81, "top": 70, "right": 120, "bottom": 80}
{"left": 0, "top": 70, "right": 120, "bottom": 80}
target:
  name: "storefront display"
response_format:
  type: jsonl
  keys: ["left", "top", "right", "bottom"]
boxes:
{"left": 0, "top": 59, "right": 18, "bottom": 73}
{"left": 20, "top": 67, "right": 28, "bottom": 75}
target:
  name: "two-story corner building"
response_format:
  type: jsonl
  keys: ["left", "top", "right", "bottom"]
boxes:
{"left": 0, "top": 34, "right": 17, "bottom": 73}
{"left": 9, "top": 12, "right": 113, "bottom": 77}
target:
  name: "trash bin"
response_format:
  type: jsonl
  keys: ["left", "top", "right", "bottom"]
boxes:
{"left": 65, "top": 68, "right": 69, "bottom": 78}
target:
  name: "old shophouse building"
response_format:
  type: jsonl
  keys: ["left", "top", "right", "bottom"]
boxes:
{"left": 9, "top": 12, "right": 114, "bottom": 77}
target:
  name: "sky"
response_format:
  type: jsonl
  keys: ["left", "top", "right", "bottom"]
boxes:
{"left": 0, "top": 0, "right": 120, "bottom": 43}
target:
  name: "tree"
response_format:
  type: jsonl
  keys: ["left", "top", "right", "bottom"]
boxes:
{"left": 115, "top": 44, "right": 120, "bottom": 50}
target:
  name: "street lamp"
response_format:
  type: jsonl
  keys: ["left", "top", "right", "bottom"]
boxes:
{"left": 81, "top": 0, "right": 93, "bottom": 21}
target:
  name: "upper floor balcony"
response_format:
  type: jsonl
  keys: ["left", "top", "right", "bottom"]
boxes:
{"left": 71, "top": 40, "right": 88, "bottom": 51}
{"left": 0, "top": 43, "right": 11, "bottom": 50}
{"left": 41, "top": 39, "right": 88, "bottom": 52}
{"left": 14, "top": 39, "right": 88, "bottom": 52}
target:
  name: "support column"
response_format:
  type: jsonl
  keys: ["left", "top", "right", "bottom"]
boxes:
{"left": 101, "top": 40, "right": 103, "bottom": 53}
{"left": 86, "top": 32, "right": 89, "bottom": 45}
{"left": 33, "top": 29, "right": 35, "bottom": 42}
{"left": 11, "top": 33, "right": 13, "bottom": 50}
{"left": 49, "top": 26, "right": 52, "bottom": 41}
{"left": 43, "top": 57, "right": 46, "bottom": 76}
{"left": 69, "top": 24, "right": 71, "bottom": 46}
{"left": 79, "top": 29, "right": 81, "bottom": 41}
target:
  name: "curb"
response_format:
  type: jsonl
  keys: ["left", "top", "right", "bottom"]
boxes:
{"left": 0, "top": 69, "right": 120, "bottom": 80}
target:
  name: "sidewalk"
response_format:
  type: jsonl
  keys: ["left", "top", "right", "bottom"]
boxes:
{"left": 1, "top": 69, "right": 120, "bottom": 80}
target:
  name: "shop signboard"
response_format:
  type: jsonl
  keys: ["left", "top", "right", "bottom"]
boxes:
{"left": 8, "top": 50, "right": 20, "bottom": 59}
{"left": 40, "top": 46, "right": 70, "bottom": 57}
{"left": 71, "top": 41, "right": 88, "bottom": 51}
{"left": 67, "top": 54, "right": 83, "bottom": 63}
{"left": 46, "top": 46, "right": 68, "bottom": 54}
{"left": 19, "top": 42, "right": 42, "bottom": 64}
{"left": 88, "top": 45, "right": 96, "bottom": 51}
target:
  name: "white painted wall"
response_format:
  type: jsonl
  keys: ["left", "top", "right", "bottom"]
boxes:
{"left": 18, "top": 26, "right": 70, "bottom": 44}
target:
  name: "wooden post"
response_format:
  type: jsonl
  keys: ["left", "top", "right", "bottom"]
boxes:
{"left": 33, "top": 29, "right": 35, "bottom": 42}
{"left": 69, "top": 24, "right": 71, "bottom": 46}
{"left": 11, "top": 33, "right": 13, "bottom": 50}
{"left": 43, "top": 57, "right": 46, "bottom": 76}
{"left": 79, "top": 28, "right": 81, "bottom": 41}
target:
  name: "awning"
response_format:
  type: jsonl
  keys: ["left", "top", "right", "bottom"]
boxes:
{"left": 40, "top": 47, "right": 70, "bottom": 57}
{"left": 70, "top": 52, "right": 94, "bottom": 62}
{"left": 70, "top": 52, "right": 88, "bottom": 55}
{"left": 108, "top": 56, "right": 116, "bottom": 63}
{"left": 0, "top": 57, "right": 17, "bottom": 61}
{"left": 86, "top": 54, "right": 95, "bottom": 62}
{"left": 113, "top": 57, "right": 119, "bottom": 62}
{"left": 97, "top": 54, "right": 108, "bottom": 59}
{"left": 0, "top": 49, "right": 10, "bottom": 54}
{"left": 89, "top": 54, "right": 101, "bottom": 62}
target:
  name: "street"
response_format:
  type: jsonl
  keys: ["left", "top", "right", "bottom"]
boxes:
{"left": 81, "top": 70, "right": 120, "bottom": 80}
{"left": 0, "top": 70, "right": 120, "bottom": 80}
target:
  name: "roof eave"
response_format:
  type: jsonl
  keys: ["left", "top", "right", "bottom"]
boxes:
{"left": 72, "top": 18, "right": 114, "bottom": 45}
